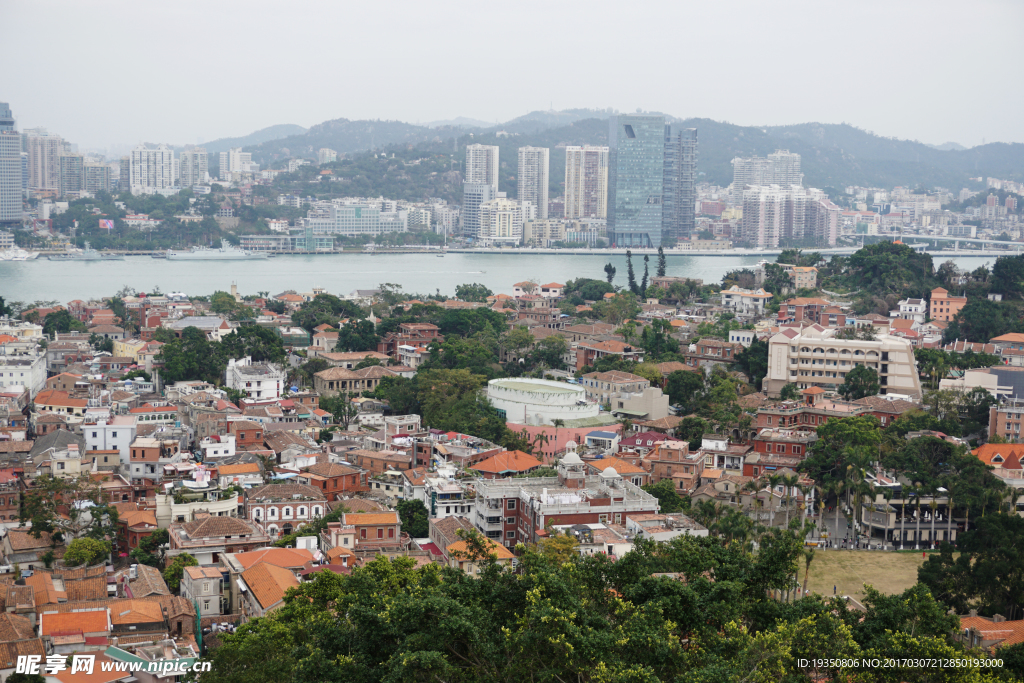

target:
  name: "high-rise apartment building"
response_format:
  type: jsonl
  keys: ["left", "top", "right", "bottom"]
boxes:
{"left": 740, "top": 185, "right": 839, "bottom": 248}
{"left": 460, "top": 183, "right": 496, "bottom": 239}
{"left": 24, "top": 129, "right": 64, "bottom": 191}
{"left": 83, "top": 162, "right": 112, "bottom": 193}
{"left": 130, "top": 144, "right": 176, "bottom": 192}
{"left": 478, "top": 197, "right": 523, "bottom": 246}
{"left": 219, "top": 148, "right": 254, "bottom": 181}
{"left": 608, "top": 116, "right": 698, "bottom": 247}
{"left": 662, "top": 128, "right": 698, "bottom": 242}
{"left": 0, "top": 102, "right": 21, "bottom": 226}
{"left": 517, "top": 147, "right": 549, "bottom": 220}
{"left": 564, "top": 145, "right": 608, "bottom": 219}
{"left": 58, "top": 153, "right": 85, "bottom": 197}
{"left": 464, "top": 144, "right": 499, "bottom": 192}
{"left": 730, "top": 150, "right": 803, "bottom": 204}
{"left": 179, "top": 147, "right": 208, "bottom": 188}
{"left": 118, "top": 157, "right": 131, "bottom": 192}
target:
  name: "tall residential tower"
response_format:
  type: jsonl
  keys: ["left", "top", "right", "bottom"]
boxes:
{"left": 0, "top": 103, "right": 21, "bottom": 226}
{"left": 564, "top": 145, "right": 608, "bottom": 219}
{"left": 517, "top": 147, "right": 549, "bottom": 219}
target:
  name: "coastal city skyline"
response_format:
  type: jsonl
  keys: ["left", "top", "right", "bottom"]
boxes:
{"left": 2, "top": 2, "right": 1024, "bottom": 680}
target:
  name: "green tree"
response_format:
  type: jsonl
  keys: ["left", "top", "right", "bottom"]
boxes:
{"left": 604, "top": 262, "right": 616, "bottom": 284}
{"left": 656, "top": 246, "right": 667, "bottom": 277}
{"left": 220, "top": 323, "right": 287, "bottom": 364}
{"left": 992, "top": 254, "right": 1024, "bottom": 299}
{"left": 665, "top": 370, "right": 704, "bottom": 411}
{"left": 209, "top": 290, "right": 238, "bottom": 314}
{"left": 626, "top": 250, "right": 638, "bottom": 294}
{"left": 779, "top": 383, "right": 800, "bottom": 401}
{"left": 640, "top": 254, "right": 650, "bottom": 294}
{"left": 335, "top": 319, "right": 379, "bottom": 352}
{"left": 129, "top": 528, "right": 169, "bottom": 568}
{"left": 157, "top": 327, "right": 226, "bottom": 384}
{"left": 838, "top": 364, "right": 880, "bottom": 400}
{"left": 642, "top": 479, "right": 686, "bottom": 513}
{"left": 164, "top": 553, "right": 198, "bottom": 591}
{"left": 396, "top": 499, "right": 429, "bottom": 538}
{"left": 454, "top": 283, "right": 493, "bottom": 302}
{"left": 734, "top": 338, "right": 769, "bottom": 389}
{"left": 19, "top": 474, "right": 119, "bottom": 542}
{"left": 63, "top": 538, "right": 111, "bottom": 567}
{"left": 43, "top": 309, "right": 86, "bottom": 337}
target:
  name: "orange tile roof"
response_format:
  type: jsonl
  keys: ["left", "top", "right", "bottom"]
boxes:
{"left": 447, "top": 538, "right": 515, "bottom": 559}
{"left": 589, "top": 456, "right": 646, "bottom": 476}
{"left": 109, "top": 599, "right": 163, "bottom": 625}
{"left": 972, "top": 444, "right": 1021, "bottom": 467}
{"left": 991, "top": 333, "right": 1024, "bottom": 343}
{"left": 961, "top": 616, "right": 1024, "bottom": 649}
{"left": 231, "top": 547, "right": 314, "bottom": 570}
{"left": 241, "top": 562, "right": 299, "bottom": 609}
{"left": 121, "top": 509, "right": 158, "bottom": 528}
{"left": 40, "top": 609, "right": 109, "bottom": 636}
{"left": 217, "top": 462, "right": 261, "bottom": 475}
{"left": 473, "top": 450, "right": 544, "bottom": 474}
{"left": 343, "top": 512, "right": 399, "bottom": 526}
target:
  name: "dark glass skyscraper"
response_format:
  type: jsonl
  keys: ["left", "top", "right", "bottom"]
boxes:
{"left": 607, "top": 115, "right": 667, "bottom": 248}
{"left": 608, "top": 115, "right": 697, "bottom": 247}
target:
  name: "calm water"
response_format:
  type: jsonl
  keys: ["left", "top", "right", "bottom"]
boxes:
{"left": 0, "top": 253, "right": 999, "bottom": 303}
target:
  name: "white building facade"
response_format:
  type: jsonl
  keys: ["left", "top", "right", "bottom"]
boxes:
{"left": 517, "top": 147, "right": 549, "bottom": 220}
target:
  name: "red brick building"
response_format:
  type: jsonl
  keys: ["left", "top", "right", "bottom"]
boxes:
{"left": 299, "top": 461, "right": 370, "bottom": 499}
{"left": 344, "top": 512, "right": 405, "bottom": 551}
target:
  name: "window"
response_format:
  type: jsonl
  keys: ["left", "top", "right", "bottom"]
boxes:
{"left": 507, "top": 500, "right": 516, "bottom": 510}
{"left": 506, "top": 530, "right": 516, "bottom": 538}
{"left": 388, "top": 528, "right": 394, "bottom": 538}
{"left": 203, "top": 582, "right": 210, "bottom": 592}
{"left": 203, "top": 599, "right": 210, "bottom": 611}
{"left": 377, "top": 528, "right": 383, "bottom": 539}
{"left": 505, "top": 517, "right": 515, "bottom": 525}
{"left": 360, "top": 529, "right": 366, "bottom": 539}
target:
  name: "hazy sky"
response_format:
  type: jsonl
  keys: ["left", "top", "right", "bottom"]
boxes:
{"left": 6, "top": 0, "right": 1023, "bottom": 151}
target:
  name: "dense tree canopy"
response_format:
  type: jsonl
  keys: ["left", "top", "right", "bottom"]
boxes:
{"left": 198, "top": 531, "right": 994, "bottom": 683}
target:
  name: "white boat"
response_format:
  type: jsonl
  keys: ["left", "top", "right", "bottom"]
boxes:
{"left": 0, "top": 248, "right": 40, "bottom": 261}
{"left": 165, "top": 244, "right": 268, "bottom": 260}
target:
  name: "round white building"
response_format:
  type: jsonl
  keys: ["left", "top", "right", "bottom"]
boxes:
{"left": 487, "top": 378, "right": 599, "bottom": 426}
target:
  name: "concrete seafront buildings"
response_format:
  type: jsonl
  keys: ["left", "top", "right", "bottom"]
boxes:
{"left": 462, "top": 144, "right": 500, "bottom": 238}
{"left": 465, "top": 144, "right": 499, "bottom": 192}
{"left": 730, "top": 151, "right": 804, "bottom": 205}
{"left": 764, "top": 325, "right": 923, "bottom": 398}
{"left": 740, "top": 185, "right": 840, "bottom": 248}
{"left": 517, "top": 147, "right": 549, "bottom": 220}
{"left": 607, "top": 114, "right": 698, "bottom": 247}
{"left": 564, "top": 145, "right": 608, "bottom": 219}
{"left": 219, "top": 147, "right": 257, "bottom": 181}
{"left": 179, "top": 147, "right": 209, "bottom": 188}
{"left": 0, "top": 103, "right": 23, "bottom": 226}
{"left": 130, "top": 144, "right": 176, "bottom": 193}
{"left": 24, "top": 128, "right": 65, "bottom": 192}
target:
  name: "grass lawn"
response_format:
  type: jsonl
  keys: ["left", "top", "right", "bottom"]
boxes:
{"left": 802, "top": 550, "right": 935, "bottom": 604}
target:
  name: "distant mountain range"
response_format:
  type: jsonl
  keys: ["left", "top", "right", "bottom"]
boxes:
{"left": 226, "top": 110, "right": 1023, "bottom": 191}
{"left": 198, "top": 124, "right": 308, "bottom": 155}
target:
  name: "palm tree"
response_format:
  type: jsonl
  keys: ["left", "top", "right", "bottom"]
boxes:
{"left": 767, "top": 474, "right": 782, "bottom": 527}
{"left": 929, "top": 498, "right": 939, "bottom": 551}
{"left": 880, "top": 488, "right": 894, "bottom": 549}
{"left": 914, "top": 486, "right": 924, "bottom": 550}
{"left": 782, "top": 474, "right": 800, "bottom": 528}
{"left": 830, "top": 480, "right": 844, "bottom": 546}
{"left": 802, "top": 549, "right": 815, "bottom": 599}
{"left": 946, "top": 495, "right": 954, "bottom": 548}
{"left": 899, "top": 487, "right": 908, "bottom": 550}
{"left": 742, "top": 479, "right": 759, "bottom": 516}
